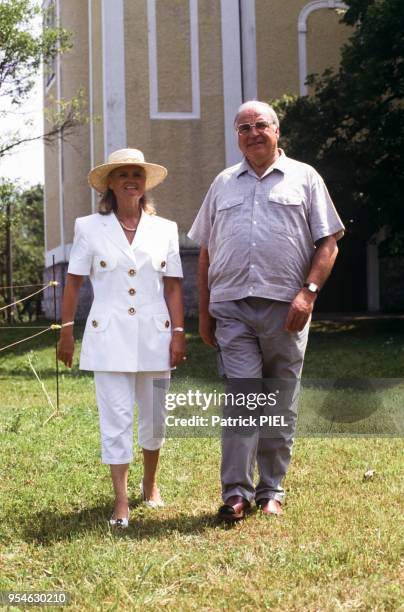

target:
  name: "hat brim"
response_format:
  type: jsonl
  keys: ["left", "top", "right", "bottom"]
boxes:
{"left": 88, "top": 161, "right": 167, "bottom": 194}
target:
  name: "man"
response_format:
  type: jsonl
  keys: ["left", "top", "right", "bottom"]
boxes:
{"left": 188, "top": 100, "right": 344, "bottom": 520}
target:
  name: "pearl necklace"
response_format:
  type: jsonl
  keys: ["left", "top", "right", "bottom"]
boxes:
{"left": 116, "top": 215, "right": 138, "bottom": 232}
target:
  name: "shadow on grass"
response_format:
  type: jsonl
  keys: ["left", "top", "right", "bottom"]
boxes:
{"left": 20, "top": 499, "right": 223, "bottom": 545}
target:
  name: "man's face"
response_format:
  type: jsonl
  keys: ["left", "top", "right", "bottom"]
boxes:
{"left": 236, "top": 107, "right": 279, "bottom": 167}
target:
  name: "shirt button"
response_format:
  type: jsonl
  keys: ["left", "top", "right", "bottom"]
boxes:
{"left": 252, "top": 242, "right": 256, "bottom": 246}
{"left": 165, "top": 320, "right": 170, "bottom": 328}
{"left": 100, "top": 260, "right": 107, "bottom": 268}
{"left": 161, "top": 261, "right": 166, "bottom": 269}
{"left": 128, "top": 269, "right": 136, "bottom": 276}
{"left": 128, "top": 288, "right": 136, "bottom": 296}
{"left": 251, "top": 264, "right": 255, "bottom": 268}
{"left": 92, "top": 320, "right": 98, "bottom": 328}
{"left": 128, "top": 307, "right": 136, "bottom": 315}
{"left": 253, "top": 221, "right": 257, "bottom": 225}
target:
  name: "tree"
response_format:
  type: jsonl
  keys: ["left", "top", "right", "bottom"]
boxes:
{"left": 0, "top": 0, "right": 87, "bottom": 159}
{"left": 0, "top": 180, "right": 45, "bottom": 322}
{"left": 272, "top": 0, "right": 404, "bottom": 254}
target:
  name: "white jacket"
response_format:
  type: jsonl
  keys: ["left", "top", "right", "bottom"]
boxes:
{"left": 67, "top": 211, "right": 183, "bottom": 372}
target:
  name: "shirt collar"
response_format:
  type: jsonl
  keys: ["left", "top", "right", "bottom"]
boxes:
{"left": 236, "top": 148, "right": 287, "bottom": 179}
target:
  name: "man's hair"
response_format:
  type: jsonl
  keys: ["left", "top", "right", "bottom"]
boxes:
{"left": 234, "top": 101, "right": 280, "bottom": 129}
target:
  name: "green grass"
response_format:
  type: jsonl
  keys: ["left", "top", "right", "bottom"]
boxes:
{"left": 0, "top": 318, "right": 403, "bottom": 611}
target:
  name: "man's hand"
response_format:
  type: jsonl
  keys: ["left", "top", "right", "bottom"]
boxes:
{"left": 284, "top": 289, "right": 316, "bottom": 333}
{"left": 170, "top": 332, "right": 186, "bottom": 367}
{"left": 57, "top": 331, "right": 75, "bottom": 368}
{"left": 199, "top": 312, "right": 217, "bottom": 348}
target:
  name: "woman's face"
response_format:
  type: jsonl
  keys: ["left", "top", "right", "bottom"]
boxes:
{"left": 107, "top": 165, "right": 146, "bottom": 200}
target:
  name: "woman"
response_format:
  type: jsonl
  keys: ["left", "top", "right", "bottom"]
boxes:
{"left": 57, "top": 148, "right": 186, "bottom": 528}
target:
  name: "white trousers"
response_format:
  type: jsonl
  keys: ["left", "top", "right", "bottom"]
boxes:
{"left": 94, "top": 371, "right": 170, "bottom": 464}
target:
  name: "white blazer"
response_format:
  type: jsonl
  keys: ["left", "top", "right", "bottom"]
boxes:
{"left": 67, "top": 211, "right": 183, "bottom": 372}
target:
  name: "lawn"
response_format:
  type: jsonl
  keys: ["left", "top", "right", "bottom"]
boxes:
{"left": 0, "top": 318, "right": 403, "bottom": 611}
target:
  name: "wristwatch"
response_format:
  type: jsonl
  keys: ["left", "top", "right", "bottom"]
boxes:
{"left": 303, "top": 282, "right": 319, "bottom": 294}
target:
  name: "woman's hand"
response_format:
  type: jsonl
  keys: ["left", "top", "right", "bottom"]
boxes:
{"left": 170, "top": 331, "right": 186, "bottom": 368}
{"left": 57, "top": 331, "right": 75, "bottom": 368}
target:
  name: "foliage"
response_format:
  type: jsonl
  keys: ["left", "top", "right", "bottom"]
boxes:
{"left": 0, "top": 180, "right": 44, "bottom": 321}
{"left": 0, "top": 0, "right": 69, "bottom": 103}
{"left": 0, "top": 0, "right": 88, "bottom": 159}
{"left": 272, "top": 0, "right": 404, "bottom": 254}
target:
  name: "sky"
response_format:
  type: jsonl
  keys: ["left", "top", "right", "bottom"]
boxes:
{"left": 0, "top": 2, "right": 44, "bottom": 188}
{"left": 0, "top": 71, "right": 44, "bottom": 187}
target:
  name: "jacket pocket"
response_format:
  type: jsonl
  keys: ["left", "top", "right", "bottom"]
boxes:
{"left": 151, "top": 256, "right": 169, "bottom": 274}
{"left": 86, "top": 313, "right": 111, "bottom": 332}
{"left": 153, "top": 314, "right": 171, "bottom": 332}
{"left": 92, "top": 255, "right": 118, "bottom": 273}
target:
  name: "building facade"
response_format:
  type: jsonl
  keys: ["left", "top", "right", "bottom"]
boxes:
{"left": 43, "top": 0, "right": 352, "bottom": 318}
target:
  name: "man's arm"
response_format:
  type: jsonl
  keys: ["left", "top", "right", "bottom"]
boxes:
{"left": 198, "top": 247, "right": 216, "bottom": 348}
{"left": 284, "top": 235, "right": 339, "bottom": 333}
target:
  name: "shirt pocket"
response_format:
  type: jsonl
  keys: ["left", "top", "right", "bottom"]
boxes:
{"left": 153, "top": 314, "right": 171, "bottom": 331}
{"left": 267, "top": 192, "right": 305, "bottom": 237}
{"left": 92, "top": 255, "right": 118, "bottom": 274}
{"left": 215, "top": 198, "right": 246, "bottom": 239}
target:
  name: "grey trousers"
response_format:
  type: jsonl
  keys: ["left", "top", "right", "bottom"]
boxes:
{"left": 209, "top": 298, "right": 310, "bottom": 504}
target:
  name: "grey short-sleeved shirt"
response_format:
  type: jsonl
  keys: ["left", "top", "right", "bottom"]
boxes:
{"left": 188, "top": 152, "right": 345, "bottom": 303}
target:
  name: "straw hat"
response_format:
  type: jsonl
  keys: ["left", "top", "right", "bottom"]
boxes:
{"left": 88, "top": 148, "right": 167, "bottom": 193}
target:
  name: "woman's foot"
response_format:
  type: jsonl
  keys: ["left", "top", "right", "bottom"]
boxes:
{"left": 140, "top": 479, "right": 164, "bottom": 508}
{"left": 109, "top": 496, "right": 129, "bottom": 528}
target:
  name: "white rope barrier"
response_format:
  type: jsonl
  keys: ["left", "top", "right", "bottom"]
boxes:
{"left": 0, "top": 327, "right": 52, "bottom": 352}
{"left": 1, "top": 326, "right": 49, "bottom": 329}
{"left": 0, "top": 283, "right": 48, "bottom": 289}
{"left": 27, "top": 354, "right": 58, "bottom": 423}
{"left": 0, "top": 323, "right": 71, "bottom": 353}
{"left": 0, "top": 281, "right": 58, "bottom": 312}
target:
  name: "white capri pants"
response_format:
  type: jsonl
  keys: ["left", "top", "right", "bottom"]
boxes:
{"left": 94, "top": 371, "right": 170, "bottom": 464}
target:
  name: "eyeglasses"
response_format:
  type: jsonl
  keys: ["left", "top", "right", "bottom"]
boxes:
{"left": 236, "top": 120, "right": 274, "bottom": 135}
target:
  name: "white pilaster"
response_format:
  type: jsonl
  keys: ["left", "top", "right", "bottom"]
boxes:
{"left": 240, "top": 0, "right": 257, "bottom": 101}
{"left": 101, "top": 0, "right": 127, "bottom": 156}
{"left": 220, "top": 0, "right": 243, "bottom": 167}
{"left": 88, "top": 0, "right": 96, "bottom": 212}
{"left": 56, "top": 0, "right": 65, "bottom": 261}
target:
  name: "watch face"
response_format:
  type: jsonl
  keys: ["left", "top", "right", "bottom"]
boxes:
{"left": 305, "top": 283, "right": 319, "bottom": 293}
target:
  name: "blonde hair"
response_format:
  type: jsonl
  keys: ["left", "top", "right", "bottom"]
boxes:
{"left": 98, "top": 190, "right": 156, "bottom": 215}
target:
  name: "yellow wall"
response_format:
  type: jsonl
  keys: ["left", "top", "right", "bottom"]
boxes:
{"left": 256, "top": 0, "right": 350, "bottom": 100}
{"left": 124, "top": 0, "right": 225, "bottom": 233}
{"left": 58, "top": 0, "right": 91, "bottom": 244}
{"left": 44, "top": 0, "right": 352, "bottom": 256}
{"left": 156, "top": 0, "right": 192, "bottom": 112}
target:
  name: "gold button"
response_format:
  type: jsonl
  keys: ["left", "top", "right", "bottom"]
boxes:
{"left": 128, "top": 269, "right": 136, "bottom": 276}
{"left": 128, "top": 288, "right": 136, "bottom": 296}
{"left": 161, "top": 261, "right": 166, "bottom": 268}
{"left": 165, "top": 320, "right": 170, "bottom": 328}
{"left": 100, "top": 260, "right": 107, "bottom": 268}
{"left": 128, "top": 307, "right": 136, "bottom": 315}
{"left": 92, "top": 320, "right": 98, "bottom": 328}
